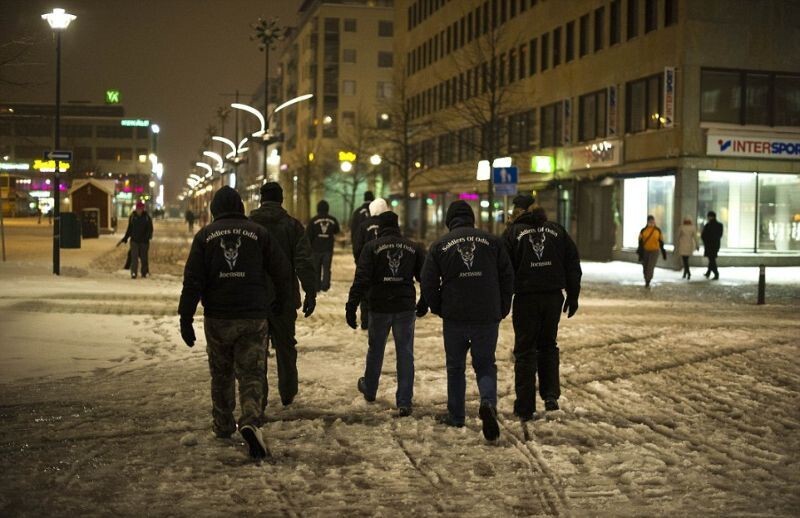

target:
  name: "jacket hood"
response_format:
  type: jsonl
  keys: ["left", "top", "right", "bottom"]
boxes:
{"left": 445, "top": 200, "right": 475, "bottom": 230}
{"left": 377, "top": 210, "right": 399, "bottom": 230}
{"left": 369, "top": 198, "right": 390, "bottom": 216}
{"left": 251, "top": 200, "right": 288, "bottom": 223}
{"left": 515, "top": 207, "right": 548, "bottom": 226}
{"left": 210, "top": 186, "right": 245, "bottom": 218}
{"left": 317, "top": 200, "right": 329, "bottom": 215}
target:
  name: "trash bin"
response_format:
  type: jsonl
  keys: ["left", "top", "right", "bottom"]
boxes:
{"left": 60, "top": 211, "right": 81, "bottom": 249}
{"left": 81, "top": 208, "right": 100, "bottom": 238}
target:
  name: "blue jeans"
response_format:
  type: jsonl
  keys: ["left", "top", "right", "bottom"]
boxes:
{"left": 442, "top": 320, "right": 499, "bottom": 424}
{"left": 363, "top": 310, "right": 416, "bottom": 407}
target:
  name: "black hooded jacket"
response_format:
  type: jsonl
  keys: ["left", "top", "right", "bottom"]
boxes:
{"left": 353, "top": 216, "right": 381, "bottom": 261}
{"left": 504, "top": 209, "right": 582, "bottom": 299}
{"left": 178, "top": 187, "right": 292, "bottom": 320}
{"left": 350, "top": 201, "right": 371, "bottom": 254}
{"left": 307, "top": 203, "right": 341, "bottom": 254}
{"left": 249, "top": 201, "right": 317, "bottom": 309}
{"left": 123, "top": 211, "right": 153, "bottom": 243}
{"left": 420, "top": 201, "right": 514, "bottom": 323}
{"left": 347, "top": 223, "right": 426, "bottom": 314}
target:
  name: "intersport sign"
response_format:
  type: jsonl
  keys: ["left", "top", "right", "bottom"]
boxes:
{"left": 707, "top": 133, "right": 800, "bottom": 159}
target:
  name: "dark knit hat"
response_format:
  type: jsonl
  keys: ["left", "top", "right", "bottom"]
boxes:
{"left": 512, "top": 193, "right": 535, "bottom": 210}
{"left": 364, "top": 190, "right": 375, "bottom": 202}
{"left": 317, "top": 200, "right": 329, "bottom": 214}
{"left": 260, "top": 181, "right": 283, "bottom": 203}
{"left": 210, "top": 186, "right": 245, "bottom": 217}
{"left": 445, "top": 200, "right": 475, "bottom": 229}
{"left": 377, "top": 210, "right": 399, "bottom": 229}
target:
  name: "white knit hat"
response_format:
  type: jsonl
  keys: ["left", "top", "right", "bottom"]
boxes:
{"left": 368, "top": 198, "right": 389, "bottom": 216}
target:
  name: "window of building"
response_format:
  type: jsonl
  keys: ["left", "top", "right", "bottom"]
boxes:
{"left": 701, "top": 69, "right": 741, "bottom": 124}
{"left": 540, "top": 101, "right": 563, "bottom": 148}
{"left": 326, "top": 18, "right": 341, "bottom": 33}
{"left": 377, "top": 81, "right": 393, "bottom": 99}
{"left": 378, "top": 20, "right": 393, "bottom": 37}
{"left": 579, "top": 89, "right": 608, "bottom": 141}
{"left": 529, "top": 38, "right": 537, "bottom": 76}
{"left": 492, "top": 0, "right": 498, "bottom": 28}
{"left": 501, "top": 0, "right": 508, "bottom": 23}
{"left": 96, "top": 125, "right": 133, "bottom": 138}
{"left": 665, "top": 0, "right": 678, "bottom": 26}
{"left": 775, "top": 75, "right": 800, "bottom": 126}
{"left": 15, "top": 122, "right": 49, "bottom": 137}
{"left": 378, "top": 51, "right": 393, "bottom": 68}
{"left": 483, "top": 1, "right": 490, "bottom": 34}
{"left": 540, "top": 33, "right": 549, "bottom": 72}
{"left": 644, "top": 0, "right": 657, "bottom": 33}
{"left": 565, "top": 21, "right": 575, "bottom": 62}
{"left": 342, "top": 80, "right": 356, "bottom": 95}
{"left": 343, "top": 49, "right": 356, "bottom": 63}
{"left": 626, "top": 73, "right": 663, "bottom": 133}
{"left": 622, "top": 175, "right": 675, "bottom": 247}
{"left": 745, "top": 73, "right": 771, "bottom": 126}
{"left": 594, "top": 7, "right": 605, "bottom": 51}
{"left": 438, "top": 133, "right": 455, "bottom": 165}
{"left": 610, "top": 0, "right": 621, "bottom": 44}
{"left": 508, "top": 109, "right": 536, "bottom": 152}
{"left": 701, "top": 69, "right": 800, "bottom": 127}
{"left": 96, "top": 147, "right": 133, "bottom": 161}
{"left": 552, "top": 27, "right": 561, "bottom": 67}
{"left": 518, "top": 44, "right": 527, "bottom": 78}
{"left": 579, "top": 14, "right": 589, "bottom": 57}
{"left": 508, "top": 48, "right": 517, "bottom": 83}
{"left": 343, "top": 18, "right": 356, "bottom": 32}
{"left": 377, "top": 112, "right": 391, "bottom": 129}
{"left": 63, "top": 124, "right": 92, "bottom": 138}
{"left": 627, "top": 0, "right": 638, "bottom": 40}
{"left": 510, "top": 0, "right": 517, "bottom": 18}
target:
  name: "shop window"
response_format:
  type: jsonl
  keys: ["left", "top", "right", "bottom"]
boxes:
{"left": 698, "top": 171, "right": 756, "bottom": 250}
{"left": 626, "top": 73, "right": 663, "bottom": 133}
{"left": 758, "top": 174, "right": 800, "bottom": 252}
{"left": 622, "top": 175, "right": 674, "bottom": 248}
{"left": 579, "top": 89, "right": 607, "bottom": 142}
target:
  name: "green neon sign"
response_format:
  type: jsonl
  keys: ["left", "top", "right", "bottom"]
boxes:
{"left": 531, "top": 155, "right": 555, "bottom": 174}
{"left": 120, "top": 119, "right": 150, "bottom": 127}
{"left": 105, "top": 89, "right": 121, "bottom": 104}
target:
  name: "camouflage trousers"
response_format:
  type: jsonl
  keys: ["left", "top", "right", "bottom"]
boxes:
{"left": 204, "top": 318, "right": 268, "bottom": 436}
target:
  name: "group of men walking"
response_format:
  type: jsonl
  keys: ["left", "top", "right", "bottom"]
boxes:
{"left": 179, "top": 185, "right": 581, "bottom": 459}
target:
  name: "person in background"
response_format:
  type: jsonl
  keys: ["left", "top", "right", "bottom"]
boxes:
{"left": 421, "top": 200, "right": 514, "bottom": 442}
{"left": 637, "top": 215, "right": 667, "bottom": 288}
{"left": 178, "top": 186, "right": 292, "bottom": 460}
{"left": 307, "top": 200, "right": 340, "bottom": 293}
{"left": 701, "top": 211, "right": 723, "bottom": 280}
{"left": 675, "top": 217, "right": 698, "bottom": 280}
{"left": 350, "top": 191, "right": 374, "bottom": 259}
{"left": 185, "top": 209, "right": 196, "bottom": 233}
{"left": 250, "top": 182, "right": 317, "bottom": 408}
{"left": 119, "top": 201, "right": 153, "bottom": 279}
{"left": 507, "top": 193, "right": 535, "bottom": 226}
{"left": 346, "top": 211, "right": 427, "bottom": 417}
{"left": 352, "top": 197, "right": 391, "bottom": 330}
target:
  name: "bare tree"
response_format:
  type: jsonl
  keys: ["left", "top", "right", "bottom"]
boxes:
{"left": 293, "top": 139, "right": 325, "bottom": 221}
{"left": 331, "top": 108, "right": 382, "bottom": 221}
{"left": 0, "top": 34, "right": 47, "bottom": 88}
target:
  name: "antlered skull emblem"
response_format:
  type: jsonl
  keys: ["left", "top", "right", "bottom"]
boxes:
{"left": 457, "top": 241, "right": 476, "bottom": 269}
{"left": 529, "top": 232, "right": 546, "bottom": 261}
{"left": 387, "top": 248, "right": 403, "bottom": 276}
{"left": 220, "top": 235, "right": 242, "bottom": 270}
{"left": 319, "top": 220, "right": 330, "bottom": 234}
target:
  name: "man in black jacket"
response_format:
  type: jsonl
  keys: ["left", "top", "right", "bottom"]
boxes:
{"left": 420, "top": 200, "right": 514, "bottom": 441}
{"left": 504, "top": 206, "right": 582, "bottom": 419}
{"left": 350, "top": 190, "right": 374, "bottom": 259}
{"left": 701, "top": 210, "right": 723, "bottom": 280}
{"left": 346, "top": 211, "right": 427, "bottom": 416}
{"left": 352, "top": 197, "right": 390, "bottom": 329}
{"left": 178, "top": 186, "right": 292, "bottom": 459}
{"left": 250, "top": 182, "right": 317, "bottom": 408}
{"left": 306, "top": 200, "right": 340, "bottom": 292}
{"left": 119, "top": 201, "right": 153, "bottom": 278}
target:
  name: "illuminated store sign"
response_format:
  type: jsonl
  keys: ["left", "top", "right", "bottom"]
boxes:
{"left": 105, "top": 89, "right": 121, "bottom": 104}
{"left": 707, "top": 133, "right": 800, "bottom": 159}
{"left": 121, "top": 119, "right": 150, "bottom": 127}
{"left": 531, "top": 156, "right": 555, "bottom": 174}
{"left": 33, "top": 160, "right": 70, "bottom": 173}
{"left": 0, "top": 162, "right": 30, "bottom": 171}
{"left": 568, "top": 140, "right": 623, "bottom": 170}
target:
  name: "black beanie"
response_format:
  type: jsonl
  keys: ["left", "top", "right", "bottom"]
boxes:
{"left": 512, "top": 193, "right": 535, "bottom": 210}
{"left": 364, "top": 190, "right": 375, "bottom": 202}
{"left": 445, "top": 200, "right": 475, "bottom": 229}
{"left": 377, "top": 210, "right": 399, "bottom": 230}
{"left": 260, "top": 181, "right": 283, "bottom": 203}
{"left": 317, "top": 200, "right": 329, "bottom": 214}
{"left": 210, "top": 186, "right": 245, "bottom": 218}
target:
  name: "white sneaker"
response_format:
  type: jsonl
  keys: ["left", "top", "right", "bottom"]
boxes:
{"left": 239, "top": 425, "right": 268, "bottom": 459}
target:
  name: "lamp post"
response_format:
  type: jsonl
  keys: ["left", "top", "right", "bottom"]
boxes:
{"left": 42, "top": 7, "right": 75, "bottom": 276}
{"left": 251, "top": 17, "right": 286, "bottom": 179}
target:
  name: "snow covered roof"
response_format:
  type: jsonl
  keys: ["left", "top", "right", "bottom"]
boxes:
{"left": 69, "top": 179, "right": 116, "bottom": 197}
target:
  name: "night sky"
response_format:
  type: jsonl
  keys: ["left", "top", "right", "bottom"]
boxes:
{"left": 0, "top": 0, "right": 301, "bottom": 201}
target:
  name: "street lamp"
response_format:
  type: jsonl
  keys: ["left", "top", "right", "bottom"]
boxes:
{"left": 251, "top": 16, "right": 285, "bottom": 178}
{"left": 42, "top": 7, "right": 75, "bottom": 276}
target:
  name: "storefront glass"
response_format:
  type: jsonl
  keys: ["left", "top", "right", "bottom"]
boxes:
{"left": 698, "top": 171, "right": 800, "bottom": 253}
{"left": 622, "top": 175, "right": 674, "bottom": 248}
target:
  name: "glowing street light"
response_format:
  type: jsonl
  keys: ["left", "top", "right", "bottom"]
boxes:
{"left": 369, "top": 154, "right": 382, "bottom": 166}
{"left": 202, "top": 151, "right": 225, "bottom": 171}
{"left": 340, "top": 161, "right": 353, "bottom": 173}
{"left": 195, "top": 162, "right": 213, "bottom": 178}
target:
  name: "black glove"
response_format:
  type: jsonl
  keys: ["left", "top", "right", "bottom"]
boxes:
{"left": 415, "top": 298, "right": 428, "bottom": 318}
{"left": 345, "top": 305, "right": 358, "bottom": 329}
{"left": 180, "top": 316, "right": 196, "bottom": 347}
{"left": 661, "top": 249, "right": 667, "bottom": 261}
{"left": 271, "top": 297, "right": 283, "bottom": 316}
{"left": 563, "top": 298, "right": 579, "bottom": 319}
{"left": 302, "top": 294, "right": 316, "bottom": 318}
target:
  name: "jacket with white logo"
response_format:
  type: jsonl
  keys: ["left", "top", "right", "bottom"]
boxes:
{"left": 347, "top": 227, "right": 425, "bottom": 313}
{"left": 352, "top": 216, "right": 381, "bottom": 261}
{"left": 503, "top": 210, "right": 582, "bottom": 299}
{"left": 307, "top": 214, "right": 341, "bottom": 254}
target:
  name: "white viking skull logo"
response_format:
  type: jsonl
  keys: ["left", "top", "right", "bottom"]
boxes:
{"left": 319, "top": 220, "right": 330, "bottom": 235}
{"left": 457, "top": 241, "right": 476, "bottom": 270}
{"left": 387, "top": 249, "right": 403, "bottom": 276}
{"left": 529, "top": 231, "right": 546, "bottom": 261}
{"left": 220, "top": 236, "right": 242, "bottom": 270}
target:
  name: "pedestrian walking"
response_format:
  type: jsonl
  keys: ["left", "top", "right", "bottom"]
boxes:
{"left": 507, "top": 193, "right": 535, "bottom": 225}
{"left": 701, "top": 211, "right": 723, "bottom": 280}
{"left": 352, "top": 197, "right": 390, "bottom": 329}
{"left": 119, "top": 201, "right": 153, "bottom": 279}
{"left": 185, "top": 209, "right": 196, "bottom": 233}
{"left": 636, "top": 215, "right": 667, "bottom": 288}
{"left": 178, "top": 186, "right": 292, "bottom": 459}
{"left": 307, "top": 200, "right": 340, "bottom": 292}
{"left": 420, "top": 200, "right": 514, "bottom": 441}
{"left": 676, "top": 217, "right": 699, "bottom": 279}
{"left": 250, "top": 182, "right": 317, "bottom": 408}
{"left": 350, "top": 191, "right": 374, "bottom": 259}
{"left": 345, "top": 211, "right": 427, "bottom": 417}
{"left": 504, "top": 206, "right": 581, "bottom": 419}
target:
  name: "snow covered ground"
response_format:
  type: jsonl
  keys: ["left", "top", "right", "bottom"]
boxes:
{"left": 0, "top": 219, "right": 798, "bottom": 516}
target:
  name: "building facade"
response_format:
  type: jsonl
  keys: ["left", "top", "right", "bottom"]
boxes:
{"left": 0, "top": 103, "right": 160, "bottom": 222}
{"left": 394, "top": 0, "right": 800, "bottom": 264}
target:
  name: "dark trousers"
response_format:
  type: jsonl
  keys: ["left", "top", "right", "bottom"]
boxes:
{"left": 204, "top": 318, "right": 268, "bottom": 435}
{"left": 442, "top": 320, "right": 499, "bottom": 424}
{"left": 261, "top": 309, "right": 298, "bottom": 409}
{"left": 312, "top": 251, "right": 333, "bottom": 292}
{"left": 129, "top": 241, "right": 149, "bottom": 276}
{"left": 681, "top": 256, "right": 690, "bottom": 277}
{"left": 363, "top": 310, "right": 416, "bottom": 407}
{"left": 360, "top": 300, "right": 370, "bottom": 329}
{"left": 706, "top": 255, "right": 719, "bottom": 278}
{"left": 512, "top": 291, "right": 563, "bottom": 417}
